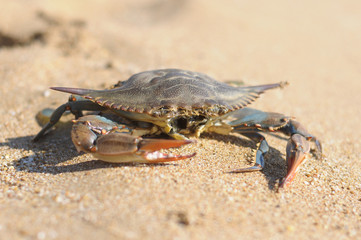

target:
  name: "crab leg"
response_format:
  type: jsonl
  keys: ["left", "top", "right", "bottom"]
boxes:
{"left": 227, "top": 108, "right": 321, "bottom": 187}
{"left": 33, "top": 99, "right": 106, "bottom": 141}
{"left": 71, "top": 115, "right": 196, "bottom": 163}
{"left": 229, "top": 132, "right": 269, "bottom": 173}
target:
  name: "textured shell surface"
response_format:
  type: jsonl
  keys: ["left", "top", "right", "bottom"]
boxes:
{"left": 96, "top": 69, "right": 241, "bottom": 111}
{"left": 53, "top": 69, "right": 282, "bottom": 117}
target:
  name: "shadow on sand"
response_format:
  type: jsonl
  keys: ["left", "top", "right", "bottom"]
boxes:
{"left": 1, "top": 127, "right": 287, "bottom": 191}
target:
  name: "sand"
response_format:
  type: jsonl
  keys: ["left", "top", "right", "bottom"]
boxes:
{"left": 1, "top": 0, "right": 360, "bottom": 239}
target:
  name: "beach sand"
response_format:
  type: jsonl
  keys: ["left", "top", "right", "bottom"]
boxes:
{"left": 1, "top": 0, "right": 360, "bottom": 239}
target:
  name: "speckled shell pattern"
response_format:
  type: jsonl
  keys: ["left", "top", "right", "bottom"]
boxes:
{"left": 51, "top": 69, "right": 282, "bottom": 118}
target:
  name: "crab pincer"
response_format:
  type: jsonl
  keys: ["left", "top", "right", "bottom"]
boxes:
{"left": 279, "top": 134, "right": 310, "bottom": 187}
{"left": 92, "top": 134, "right": 196, "bottom": 163}
{"left": 279, "top": 130, "right": 322, "bottom": 187}
{"left": 71, "top": 115, "right": 196, "bottom": 163}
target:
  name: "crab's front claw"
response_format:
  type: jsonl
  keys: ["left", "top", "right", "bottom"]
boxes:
{"left": 71, "top": 115, "right": 196, "bottom": 163}
{"left": 279, "top": 134, "right": 310, "bottom": 188}
{"left": 94, "top": 134, "right": 196, "bottom": 163}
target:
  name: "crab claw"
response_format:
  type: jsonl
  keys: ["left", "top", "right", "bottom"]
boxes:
{"left": 67, "top": 114, "right": 196, "bottom": 163}
{"left": 137, "top": 138, "right": 196, "bottom": 162}
{"left": 70, "top": 115, "right": 196, "bottom": 163}
{"left": 92, "top": 134, "right": 196, "bottom": 163}
{"left": 279, "top": 134, "right": 310, "bottom": 188}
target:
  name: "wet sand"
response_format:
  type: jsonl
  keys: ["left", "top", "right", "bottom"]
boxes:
{"left": 1, "top": 0, "right": 360, "bottom": 239}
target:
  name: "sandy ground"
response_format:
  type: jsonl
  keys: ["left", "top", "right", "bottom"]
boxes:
{"left": 1, "top": 0, "right": 361, "bottom": 239}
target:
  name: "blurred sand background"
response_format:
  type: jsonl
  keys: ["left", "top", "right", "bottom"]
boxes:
{"left": 0, "top": 0, "right": 360, "bottom": 239}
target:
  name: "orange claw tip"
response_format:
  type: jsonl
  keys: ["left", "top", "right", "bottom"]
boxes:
{"left": 279, "top": 172, "right": 297, "bottom": 188}
{"left": 139, "top": 139, "right": 196, "bottom": 151}
{"left": 282, "top": 135, "right": 310, "bottom": 188}
{"left": 280, "top": 154, "right": 307, "bottom": 188}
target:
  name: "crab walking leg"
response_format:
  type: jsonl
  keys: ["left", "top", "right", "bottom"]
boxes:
{"left": 229, "top": 132, "right": 269, "bottom": 172}
{"left": 33, "top": 100, "right": 106, "bottom": 141}
{"left": 71, "top": 115, "right": 196, "bottom": 163}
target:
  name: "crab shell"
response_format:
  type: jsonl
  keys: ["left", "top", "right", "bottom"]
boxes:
{"left": 52, "top": 69, "right": 285, "bottom": 123}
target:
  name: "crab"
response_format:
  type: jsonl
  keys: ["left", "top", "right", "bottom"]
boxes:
{"left": 34, "top": 69, "right": 321, "bottom": 187}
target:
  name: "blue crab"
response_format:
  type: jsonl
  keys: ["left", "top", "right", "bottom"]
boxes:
{"left": 34, "top": 69, "right": 321, "bottom": 187}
